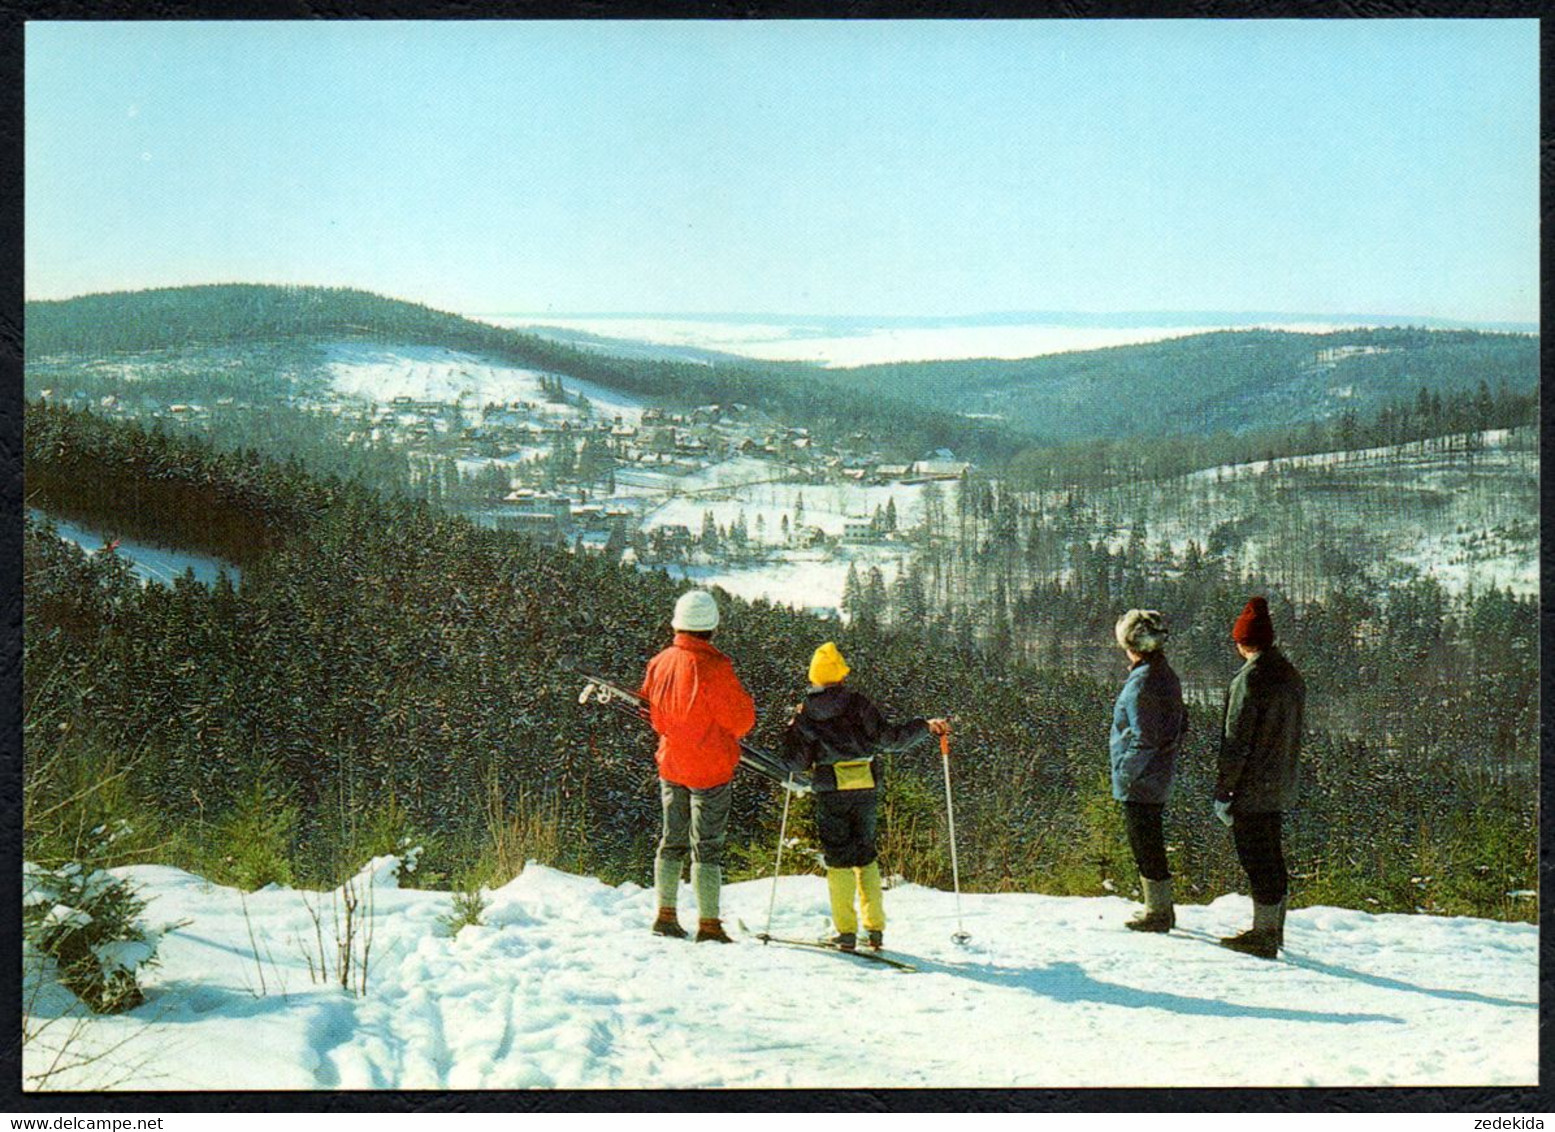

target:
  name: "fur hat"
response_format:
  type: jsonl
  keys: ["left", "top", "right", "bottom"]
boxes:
{"left": 808, "top": 642, "right": 851, "bottom": 686}
{"left": 672, "top": 590, "right": 720, "bottom": 632}
{"left": 1231, "top": 597, "right": 1274, "bottom": 649}
{"left": 1115, "top": 609, "right": 1169, "bottom": 654}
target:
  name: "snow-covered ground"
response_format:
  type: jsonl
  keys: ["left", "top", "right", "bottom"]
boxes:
{"left": 640, "top": 459, "right": 947, "bottom": 539}
{"left": 1183, "top": 428, "right": 1538, "bottom": 596}
{"left": 480, "top": 316, "right": 1367, "bottom": 368}
{"left": 30, "top": 510, "right": 240, "bottom": 588}
{"left": 621, "top": 460, "right": 953, "bottom": 612}
{"left": 322, "top": 341, "right": 646, "bottom": 423}
{"left": 661, "top": 550, "right": 904, "bottom": 615}
{"left": 22, "top": 861, "right": 1536, "bottom": 1090}
{"left": 1015, "top": 428, "right": 1537, "bottom": 601}
{"left": 453, "top": 449, "right": 549, "bottom": 478}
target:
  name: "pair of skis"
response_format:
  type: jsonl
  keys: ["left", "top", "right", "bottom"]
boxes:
{"left": 752, "top": 931, "right": 917, "bottom": 972}
{"left": 577, "top": 670, "right": 809, "bottom": 794}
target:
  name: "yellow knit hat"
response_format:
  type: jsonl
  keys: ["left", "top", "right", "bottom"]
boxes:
{"left": 808, "top": 642, "right": 851, "bottom": 686}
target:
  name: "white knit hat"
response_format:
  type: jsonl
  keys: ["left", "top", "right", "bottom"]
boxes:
{"left": 672, "top": 590, "right": 720, "bottom": 632}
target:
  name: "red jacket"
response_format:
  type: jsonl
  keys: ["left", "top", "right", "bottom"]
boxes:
{"left": 639, "top": 633, "right": 756, "bottom": 789}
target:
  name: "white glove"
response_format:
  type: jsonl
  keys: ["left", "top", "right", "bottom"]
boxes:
{"left": 1214, "top": 799, "right": 1234, "bottom": 828}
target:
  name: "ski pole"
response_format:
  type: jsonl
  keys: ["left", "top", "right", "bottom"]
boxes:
{"left": 940, "top": 729, "right": 970, "bottom": 945}
{"left": 762, "top": 772, "right": 796, "bottom": 940}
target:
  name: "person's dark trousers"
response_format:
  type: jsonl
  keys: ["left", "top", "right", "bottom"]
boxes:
{"left": 1231, "top": 811, "right": 1287, "bottom": 906}
{"left": 1122, "top": 801, "right": 1170, "bottom": 882}
{"left": 815, "top": 788, "right": 878, "bottom": 868}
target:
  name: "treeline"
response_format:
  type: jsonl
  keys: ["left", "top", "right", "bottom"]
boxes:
{"left": 29, "top": 287, "right": 1536, "bottom": 485}
{"left": 23, "top": 404, "right": 1534, "bottom": 920}
{"left": 25, "top": 284, "right": 1017, "bottom": 462}
{"left": 844, "top": 510, "right": 1536, "bottom": 772}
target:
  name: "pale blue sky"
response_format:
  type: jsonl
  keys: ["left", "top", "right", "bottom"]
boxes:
{"left": 25, "top": 19, "right": 1539, "bottom": 323}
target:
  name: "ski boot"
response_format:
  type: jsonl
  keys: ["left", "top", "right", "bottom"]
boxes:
{"left": 1126, "top": 877, "right": 1175, "bottom": 933}
{"left": 865, "top": 930, "right": 884, "bottom": 952}
{"left": 828, "top": 932, "right": 857, "bottom": 952}
{"left": 1219, "top": 900, "right": 1282, "bottom": 959}
{"left": 651, "top": 908, "right": 688, "bottom": 939}
{"left": 695, "top": 918, "right": 733, "bottom": 944}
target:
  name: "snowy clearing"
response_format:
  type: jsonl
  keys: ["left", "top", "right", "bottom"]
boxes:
{"left": 322, "top": 341, "right": 646, "bottom": 423}
{"left": 23, "top": 862, "right": 1537, "bottom": 1091}
{"left": 640, "top": 464, "right": 947, "bottom": 540}
{"left": 623, "top": 462, "right": 953, "bottom": 612}
{"left": 660, "top": 550, "right": 905, "bottom": 615}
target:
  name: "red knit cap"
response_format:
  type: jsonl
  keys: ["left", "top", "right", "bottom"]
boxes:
{"left": 1231, "top": 597, "right": 1274, "bottom": 648}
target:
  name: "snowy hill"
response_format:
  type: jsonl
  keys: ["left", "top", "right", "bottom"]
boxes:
{"left": 24, "top": 861, "right": 1537, "bottom": 1091}
{"left": 322, "top": 340, "right": 648, "bottom": 424}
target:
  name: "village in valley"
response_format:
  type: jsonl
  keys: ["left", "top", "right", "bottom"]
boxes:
{"left": 31, "top": 339, "right": 970, "bottom": 614}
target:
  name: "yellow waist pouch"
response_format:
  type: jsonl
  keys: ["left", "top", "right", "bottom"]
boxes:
{"left": 833, "top": 759, "right": 875, "bottom": 791}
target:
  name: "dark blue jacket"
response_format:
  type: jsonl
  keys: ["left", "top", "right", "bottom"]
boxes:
{"left": 783, "top": 685, "right": 931, "bottom": 793}
{"left": 1110, "top": 654, "right": 1188, "bottom": 804}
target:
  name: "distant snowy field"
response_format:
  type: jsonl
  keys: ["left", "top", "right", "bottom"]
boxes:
{"left": 622, "top": 457, "right": 952, "bottom": 612}
{"left": 322, "top": 341, "right": 646, "bottom": 422}
{"left": 637, "top": 457, "right": 946, "bottom": 540}
{"left": 660, "top": 551, "right": 900, "bottom": 615}
{"left": 480, "top": 316, "right": 1363, "bottom": 368}
{"left": 24, "top": 861, "right": 1537, "bottom": 1090}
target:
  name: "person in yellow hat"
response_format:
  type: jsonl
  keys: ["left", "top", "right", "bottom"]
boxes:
{"left": 782, "top": 642, "right": 948, "bottom": 952}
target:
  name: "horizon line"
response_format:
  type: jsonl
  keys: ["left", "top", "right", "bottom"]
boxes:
{"left": 23, "top": 284, "right": 1538, "bottom": 333}
{"left": 476, "top": 309, "right": 1540, "bottom": 332}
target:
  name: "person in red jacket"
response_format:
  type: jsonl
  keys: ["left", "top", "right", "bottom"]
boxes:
{"left": 639, "top": 589, "right": 756, "bottom": 943}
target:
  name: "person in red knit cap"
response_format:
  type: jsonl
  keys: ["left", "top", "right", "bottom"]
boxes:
{"left": 1214, "top": 596, "right": 1305, "bottom": 959}
{"left": 639, "top": 589, "right": 756, "bottom": 944}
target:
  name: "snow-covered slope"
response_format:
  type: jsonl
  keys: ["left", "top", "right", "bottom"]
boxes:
{"left": 1067, "top": 428, "right": 1538, "bottom": 597}
{"left": 323, "top": 341, "right": 647, "bottom": 423}
{"left": 23, "top": 862, "right": 1537, "bottom": 1091}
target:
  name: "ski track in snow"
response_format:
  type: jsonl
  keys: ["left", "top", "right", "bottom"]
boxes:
{"left": 23, "top": 862, "right": 1537, "bottom": 1091}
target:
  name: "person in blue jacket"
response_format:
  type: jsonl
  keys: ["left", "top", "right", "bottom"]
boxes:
{"left": 1110, "top": 609, "right": 1189, "bottom": 932}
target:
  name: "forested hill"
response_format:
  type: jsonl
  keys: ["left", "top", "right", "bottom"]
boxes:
{"left": 29, "top": 284, "right": 637, "bottom": 362}
{"left": 25, "top": 285, "right": 1018, "bottom": 462}
{"left": 832, "top": 327, "right": 1538, "bottom": 443}
{"left": 26, "top": 284, "right": 1539, "bottom": 464}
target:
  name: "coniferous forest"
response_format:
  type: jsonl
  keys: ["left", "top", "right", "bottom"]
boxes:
{"left": 24, "top": 400, "right": 1536, "bottom": 921}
